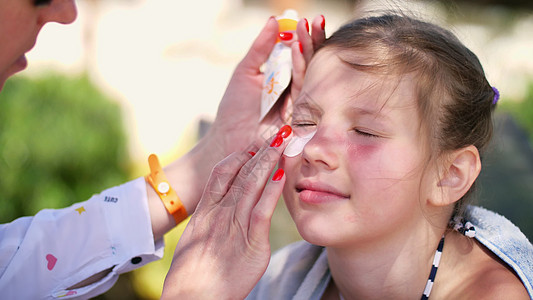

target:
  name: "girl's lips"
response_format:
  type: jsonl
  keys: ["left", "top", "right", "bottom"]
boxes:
{"left": 296, "top": 181, "right": 350, "bottom": 204}
{"left": 298, "top": 190, "right": 349, "bottom": 204}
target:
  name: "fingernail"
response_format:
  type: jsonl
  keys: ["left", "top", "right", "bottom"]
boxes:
{"left": 272, "top": 169, "right": 285, "bottom": 181}
{"left": 248, "top": 151, "right": 256, "bottom": 157}
{"left": 304, "top": 18, "right": 309, "bottom": 32}
{"left": 270, "top": 135, "right": 283, "bottom": 147}
{"left": 298, "top": 41, "right": 303, "bottom": 54}
{"left": 320, "top": 15, "right": 325, "bottom": 30}
{"left": 278, "top": 125, "right": 292, "bottom": 138}
{"left": 279, "top": 32, "right": 293, "bottom": 41}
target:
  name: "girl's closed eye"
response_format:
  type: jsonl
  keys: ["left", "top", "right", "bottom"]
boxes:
{"left": 292, "top": 121, "right": 316, "bottom": 128}
{"left": 291, "top": 120, "right": 317, "bottom": 137}
{"left": 354, "top": 128, "right": 380, "bottom": 138}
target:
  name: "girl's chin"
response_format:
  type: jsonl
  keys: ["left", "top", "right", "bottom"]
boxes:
{"left": 293, "top": 216, "right": 338, "bottom": 247}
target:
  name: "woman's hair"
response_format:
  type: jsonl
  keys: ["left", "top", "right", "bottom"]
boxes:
{"left": 319, "top": 14, "right": 497, "bottom": 217}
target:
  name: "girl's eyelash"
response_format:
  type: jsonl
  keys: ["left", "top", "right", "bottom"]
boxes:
{"left": 292, "top": 121, "right": 316, "bottom": 127}
{"left": 355, "top": 129, "right": 379, "bottom": 138}
{"left": 34, "top": 0, "right": 53, "bottom": 6}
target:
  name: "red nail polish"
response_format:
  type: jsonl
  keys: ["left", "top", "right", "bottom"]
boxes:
{"left": 298, "top": 41, "right": 303, "bottom": 54}
{"left": 305, "top": 18, "right": 309, "bottom": 32}
{"left": 279, "top": 32, "right": 293, "bottom": 41}
{"left": 272, "top": 169, "right": 285, "bottom": 181}
{"left": 248, "top": 151, "right": 256, "bottom": 157}
{"left": 320, "top": 15, "right": 325, "bottom": 30}
{"left": 278, "top": 125, "right": 292, "bottom": 138}
{"left": 270, "top": 135, "right": 283, "bottom": 147}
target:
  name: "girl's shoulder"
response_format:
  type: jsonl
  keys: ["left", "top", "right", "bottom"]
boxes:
{"left": 466, "top": 239, "right": 530, "bottom": 299}
{"left": 466, "top": 205, "right": 533, "bottom": 297}
{"left": 436, "top": 231, "right": 529, "bottom": 299}
{"left": 438, "top": 206, "right": 532, "bottom": 299}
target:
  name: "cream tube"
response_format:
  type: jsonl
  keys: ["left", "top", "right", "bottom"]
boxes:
{"left": 260, "top": 10, "right": 298, "bottom": 121}
{"left": 283, "top": 130, "right": 316, "bottom": 157}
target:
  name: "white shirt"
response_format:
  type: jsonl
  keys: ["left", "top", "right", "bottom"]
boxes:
{"left": 0, "top": 177, "right": 164, "bottom": 299}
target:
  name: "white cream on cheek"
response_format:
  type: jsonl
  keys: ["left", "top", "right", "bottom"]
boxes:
{"left": 283, "top": 130, "right": 317, "bottom": 157}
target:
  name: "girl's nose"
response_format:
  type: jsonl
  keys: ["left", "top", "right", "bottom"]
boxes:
{"left": 39, "top": 0, "right": 78, "bottom": 26}
{"left": 301, "top": 127, "right": 340, "bottom": 171}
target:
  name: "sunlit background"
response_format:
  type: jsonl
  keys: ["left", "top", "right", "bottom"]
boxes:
{"left": 24, "top": 0, "right": 533, "bottom": 160}
{"left": 4, "top": 0, "right": 533, "bottom": 298}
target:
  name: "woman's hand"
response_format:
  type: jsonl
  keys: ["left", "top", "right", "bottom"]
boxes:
{"left": 161, "top": 127, "right": 292, "bottom": 299}
{"left": 286, "top": 15, "right": 327, "bottom": 121}
{"left": 207, "top": 15, "right": 327, "bottom": 160}
{"left": 158, "top": 18, "right": 280, "bottom": 227}
{"left": 169, "top": 15, "right": 326, "bottom": 217}
{"left": 291, "top": 15, "right": 326, "bottom": 101}
{"left": 205, "top": 17, "right": 279, "bottom": 162}
{"left": 151, "top": 15, "right": 326, "bottom": 239}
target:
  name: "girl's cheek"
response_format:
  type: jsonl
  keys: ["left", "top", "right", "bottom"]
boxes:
{"left": 346, "top": 143, "right": 378, "bottom": 162}
{"left": 348, "top": 141, "right": 420, "bottom": 180}
{"left": 346, "top": 143, "right": 383, "bottom": 176}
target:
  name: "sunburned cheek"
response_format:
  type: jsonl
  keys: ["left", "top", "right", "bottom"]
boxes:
{"left": 346, "top": 143, "right": 380, "bottom": 170}
{"left": 347, "top": 142, "right": 422, "bottom": 180}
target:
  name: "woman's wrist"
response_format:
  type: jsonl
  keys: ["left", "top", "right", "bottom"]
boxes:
{"left": 147, "top": 132, "right": 227, "bottom": 240}
{"left": 164, "top": 135, "right": 223, "bottom": 213}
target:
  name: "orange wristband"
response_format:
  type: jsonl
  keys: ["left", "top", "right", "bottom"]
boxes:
{"left": 145, "top": 154, "right": 187, "bottom": 224}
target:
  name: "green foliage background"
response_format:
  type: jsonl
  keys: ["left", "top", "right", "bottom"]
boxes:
{"left": 480, "top": 83, "right": 533, "bottom": 241}
{"left": 504, "top": 83, "right": 533, "bottom": 142}
{"left": 0, "top": 73, "right": 130, "bottom": 223}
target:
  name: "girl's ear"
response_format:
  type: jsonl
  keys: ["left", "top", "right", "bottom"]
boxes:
{"left": 429, "top": 145, "right": 481, "bottom": 207}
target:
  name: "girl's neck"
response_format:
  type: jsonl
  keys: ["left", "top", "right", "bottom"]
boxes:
{"left": 326, "top": 226, "right": 446, "bottom": 300}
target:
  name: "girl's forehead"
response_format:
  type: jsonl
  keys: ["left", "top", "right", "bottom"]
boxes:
{"left": 302, "top": 49, "right": 418, "bottom": 111}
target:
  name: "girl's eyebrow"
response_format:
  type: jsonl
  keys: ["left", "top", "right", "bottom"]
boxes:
{"left": 292, "top": 92, "right": 323, "bottom": 117}
{"left": 346, "top": 106, "right": 391, "bottom": 122}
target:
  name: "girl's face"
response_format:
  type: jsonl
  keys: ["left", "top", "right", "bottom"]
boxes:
{"left": 281, "top": 49, "right": 435, "bottom": 247}
{"left": 0, "top": 0, "right": 77, "bottom": 90}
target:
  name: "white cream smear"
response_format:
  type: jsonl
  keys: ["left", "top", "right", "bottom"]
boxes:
{"left": 283, "top": 130, "right": 317, "bottom": 157}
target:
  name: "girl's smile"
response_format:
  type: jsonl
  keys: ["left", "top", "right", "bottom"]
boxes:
{"left": 296, "top": 179, "right": 350, "bottom": 204}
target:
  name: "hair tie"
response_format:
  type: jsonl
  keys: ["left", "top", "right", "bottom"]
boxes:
{"left": 492, "top": 86, "right": 500, "bottom": 105}
{"left": 450, "top": 216, "right": 476, "bottom": 238}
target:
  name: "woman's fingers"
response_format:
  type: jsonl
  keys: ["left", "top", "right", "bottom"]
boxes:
{"left": 199, "top": 151, "right": 253, "bottom": 208}
{"left": 248, "top": 168, "right": 285, "bottom": 244}
{"left": 229, "top": 128, "right": 292, "bottom": 223}
{"left": 311, "top": 15, "right": 326, "bottom": 51}
{"left": 297, "top": 18, "right": 314, "bottom": 63}
{"left": 238, "top": 17, "right": 279, "bottom": 73}
{"left": 291, "top": 15, "right": 326, "bottom": 102}
{"left": 291, "top": 40, "right": 306, "bottom": 101}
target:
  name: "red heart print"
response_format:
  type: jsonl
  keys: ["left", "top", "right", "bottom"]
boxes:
{"left": 46, "top": 254, "right": 57, "bottom": 270}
